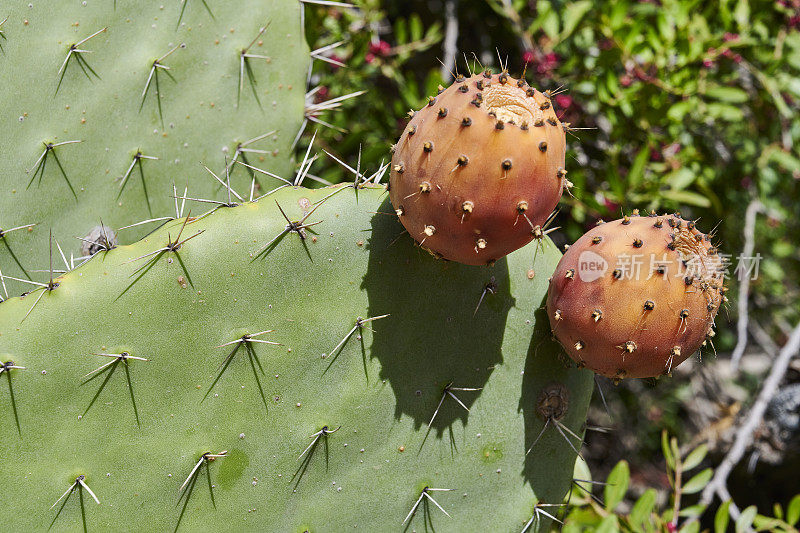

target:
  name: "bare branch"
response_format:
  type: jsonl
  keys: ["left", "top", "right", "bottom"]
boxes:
{"left": 730, "top": 199, "right": 763, "bottom": 370}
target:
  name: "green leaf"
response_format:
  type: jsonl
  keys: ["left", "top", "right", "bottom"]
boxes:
{"left": 661, "top": 190, "right": 712, "bottom": 208}
{"left": 734, "top": 0, "right": 750, "bottom": 30}
{"left": 665, "top": 168, "right": 696, "bottom": 191}
{"left": 736, "top": 505, "right": 757, "bottom": 533}
{"left": 630, "top": 489, "right": 657, "bottom": 526}
{"left": 656, "top": 12, "right": 676, "bottom": 43}
{"left": 753, "top": 515, "right": 782, "bottom": 531}
{"left": 573, "top": 455, "right": 593, "bottom": 485}
{"left": 609, "top": 1, "right": 628, "bottom": 30}
{"left": 667, "top": 100, "right": 695, "bottom": 121}
{"left": 768, "top": 150, "right": 800, "bottom": 173}
{"left": 409, "top": 14, "right": 423, "bottom": 42}
{"left": 542, "top": 8, "right": 560, "bottom": 40}
{"left": 679, "top": 504, "right": 706, "bottom": 518}
{"left": 662, "top": 431, "right": 676, "bottom": 471}
{"left": 394, "top": 18, "right": 407, "bottom": 45}
{"left": 628, "top": 146, "right": 650, "bottom": 188}
{"left": 680, "top": 520, "right": 700, "bottom": 533}
{"left": 560, "top": 1, "right": 592, "bottom": 41}
{"left": 596, "top": 514, "right": 620, "bottom": 533}
{"left": 706, "top": 103, "right": 745, "bottom": 121}
{"left": 715, "top": 500, "right": 731, "bottom": 533}
{"left": 682, "top": 444, "right": 708, "bottom": 471}
{"left": 604, "top": 461, "right": 630, "bottom": 512}
{"left": 705, "top": 86, "right": 749, "bottom": 103}
{"left": 682, "top": 468, "right": 713, "bottom": 494}
{"left": 787, "top": 494, "right": 800, "bottom": 526}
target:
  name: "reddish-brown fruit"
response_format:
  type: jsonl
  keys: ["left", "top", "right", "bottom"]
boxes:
{"left": 546, "top": 214, "right": 725, "bottom": 378}
{"left": 389, "top": 72, "right": 567, "bottom": 265}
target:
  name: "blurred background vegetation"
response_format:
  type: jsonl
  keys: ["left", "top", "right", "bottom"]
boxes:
{"left": 300, "top": 0, "right": 800, "bottom": 528}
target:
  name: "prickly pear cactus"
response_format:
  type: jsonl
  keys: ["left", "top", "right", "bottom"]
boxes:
{"left": 547, "top": 212, "right": 724, "bottom": 379}
{"left": 390, "top": 70, "right": 567, "bottom": 265}
{"left": 0, "top": 0, "right": 308, "bottom": 298}
{"left": 0, "top": 186, "right": 592, "bottom": 531}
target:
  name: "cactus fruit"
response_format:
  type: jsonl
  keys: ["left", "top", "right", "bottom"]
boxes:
{"left": 0, "top": 1, "right": 308, "bottom": 298}
{"left": 389, "top": 70, "right": 567, "bottom": 265}
{"left": 0, "top": 186, "right": 592, "bottom": 531}
{"left": 546, "top": 212, "right": 725, "bottom": 379}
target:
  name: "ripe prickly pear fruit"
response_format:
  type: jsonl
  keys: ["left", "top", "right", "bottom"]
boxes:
{"left": 546, "top": 212, "right": 726, "bottom": 379}
{"left": 389, "top": 70, "right": 567, "bottom": 265}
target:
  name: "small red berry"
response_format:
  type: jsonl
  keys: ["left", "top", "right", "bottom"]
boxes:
{"left": 523, "top": 50, "right": 535, "bottom": 64}
{"left": 555, "top": 94, "right": 572, "bottom": 109}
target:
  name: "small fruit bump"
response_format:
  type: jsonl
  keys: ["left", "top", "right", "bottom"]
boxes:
{"left": 536, "top": 383, "right": 569, "bottom": 420}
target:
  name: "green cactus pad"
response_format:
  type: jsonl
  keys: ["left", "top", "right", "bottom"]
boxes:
{"left": 0, "top": 186, "right": 591, "bottom": 531}
{"left": 0, "top": 0, "right": 308, "bottom": 298}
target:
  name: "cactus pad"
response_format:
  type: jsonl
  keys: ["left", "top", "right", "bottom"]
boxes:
{"left": 0, "top": 186, "right": 592, "bottom": 531}
{"left": 0, "top": 0, "right": 308, "bottom": 299}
